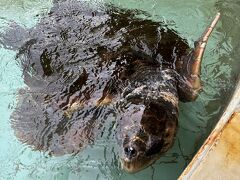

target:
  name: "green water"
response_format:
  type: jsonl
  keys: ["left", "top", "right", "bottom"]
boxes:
{"left": 0, "top": 0, "right": 239, "bottom": 179}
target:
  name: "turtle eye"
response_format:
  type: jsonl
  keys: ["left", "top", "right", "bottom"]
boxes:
{"left": 137, "top": 128, "right": 149, "bottom": 142}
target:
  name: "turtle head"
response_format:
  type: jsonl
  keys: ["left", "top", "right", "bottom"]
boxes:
{"left": 117, "top": 90, "right": 178, "bottom": 173}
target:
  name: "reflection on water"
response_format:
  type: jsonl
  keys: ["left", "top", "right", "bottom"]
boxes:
{"left": 0, "top": 0, "right": 237, "bottom": 179}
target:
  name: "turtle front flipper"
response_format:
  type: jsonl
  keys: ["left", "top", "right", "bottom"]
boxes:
{"left": 178, "top": 13, "right": 220, "bottom": 102}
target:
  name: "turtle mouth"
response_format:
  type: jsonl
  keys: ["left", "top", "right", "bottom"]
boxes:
{"left": 120, "top": 155, "right": 157, "bottom": 173}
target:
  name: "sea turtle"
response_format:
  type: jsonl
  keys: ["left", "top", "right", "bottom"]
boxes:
{"left": 0, "top": 0, "right": 220, "bottom": 173}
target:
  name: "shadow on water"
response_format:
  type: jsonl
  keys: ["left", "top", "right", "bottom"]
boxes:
{"left": 0, "top": 0, "right": 238, "bottom": 180}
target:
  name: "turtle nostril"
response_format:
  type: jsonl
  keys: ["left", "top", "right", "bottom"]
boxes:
{"left": 124, "top": 146, "right": 137, "bottom": 159}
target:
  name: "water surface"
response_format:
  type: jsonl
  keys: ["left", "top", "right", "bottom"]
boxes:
{"left": 0, "top": 0, "right": 239, "bottom": 179}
